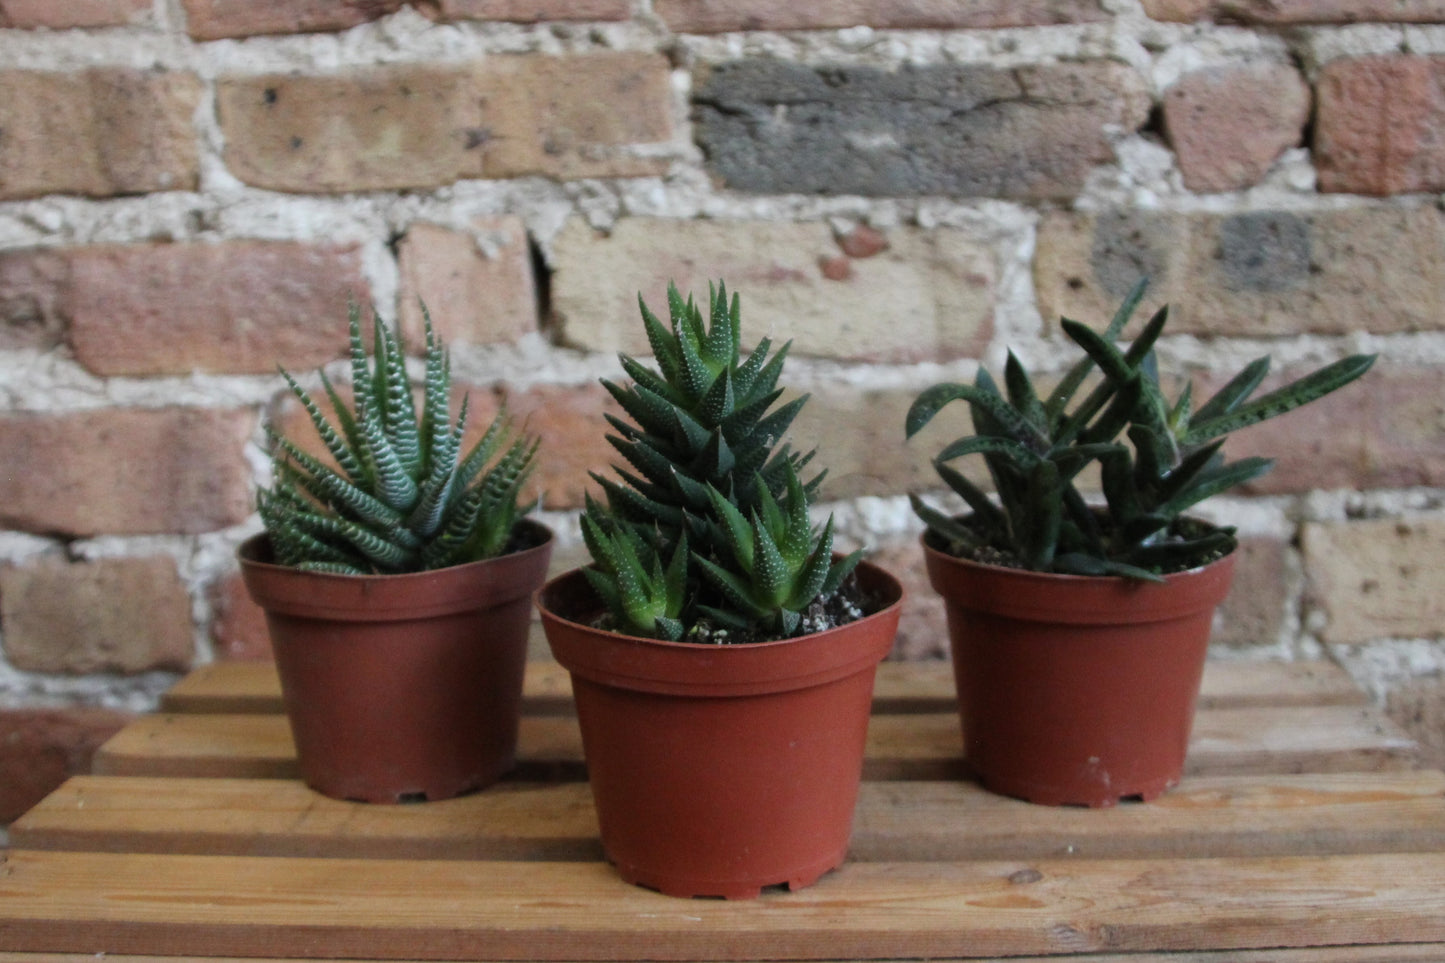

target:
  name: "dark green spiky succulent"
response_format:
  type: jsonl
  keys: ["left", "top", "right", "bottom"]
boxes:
{"left": 906, "top": 279, "right": 1376, "bottom": 581}
{"left": 257, "top": 305, "right": 538, "bottom": 575}
{"left": 582, "top": 281, "right": 860, "bottom": 642}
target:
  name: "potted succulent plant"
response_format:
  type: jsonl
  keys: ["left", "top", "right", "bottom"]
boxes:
{"left": 239, "top": 305, "right": 553, "bottom": 804}
{"left": 906, "top": 280, "right": 1375, "bottom": 808}
{"left": 537, "top": 281, "right": 904, "bottom": 899}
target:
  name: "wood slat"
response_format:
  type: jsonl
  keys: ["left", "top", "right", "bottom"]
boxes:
{"left": 160, "top": 659, "right": 1369, "bottom": 716}
{"left": 14, "top": 771, "right": 1445, "bottom": 864}
{"left": 2, "top": 849, "right": 1444, "bottom": 961}
{"left": 94, "top": 704, "right": 1418, "bottom": 782}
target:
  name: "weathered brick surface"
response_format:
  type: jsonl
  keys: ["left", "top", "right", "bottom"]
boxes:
{"left": 181, "top": 0, "right": 404, "bottom": 40}
{"left": 1035, "top": 206, "right": 1445, "bottom": 337}
{"left": 397, "top": 219, "right": 538, "bottom": 348}
{"left": 655, "top": 0, "right": 1108, "bottom": 32}
{"left": 0, "top": 249, "right": 68, "bottom": 351}
{"left": 209, "top": 572, "right": 273, "bottom": 661}
{"left": 1387, "top": 676, "right": 1445, "bottom": 770}
{"left": 1201, "top": 364, "right": 1445, "bottom": 495}
{"left": 1212, "top": 536, "right": 1289, "bottom": 649}
{"left": 0, "top": 407, "right": 256, "bottom": 537}
{"left": 0, "top": 69, "right": 201, "bottom": 201}
{"left": 867, "top": 535, "right": 947, "bottom": 661}
{"left": 217, "top": 55, "right": 671, "bottom": 192}
{"left": 0, "top": 557, "right": 194, "bottom": 674}
{"left": 427, "top": 0, "right": 630, "bottom": 21}
{"left": 0, "top": 0, "right": 151, "bottom": 28}
{"left": 0, "top": 708, "right": 132, "bottom": 825}
{"left": 1163, "top": 64, "right": 1310, "bottom": 193}
{"left": 693, "top": 60, "right": 1148, "bottom": 199}
{"left": 1302, "top": 517, "right": 1445, "bottom": 645}
{"left": 1142, "top": 0, "right": 1445, "bottom": 22}
{"left": 65, "top": 242, "right": 368, "bottom": 376}
{"left": 551, "top": 217, "right": 995, "bottom": 363}
{"left": 1316, "top": 56, "right": 1445, "bottom": 196}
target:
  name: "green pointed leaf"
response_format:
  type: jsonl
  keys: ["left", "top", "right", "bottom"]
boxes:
{"left": 1181, "top": 355, "right": 1376, "bottom": 445}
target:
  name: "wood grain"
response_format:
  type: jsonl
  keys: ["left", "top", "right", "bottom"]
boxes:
{"left": 13, "top": 771, "right": 1445, "bottom": 864}
{"left": 2, "top": 850, "right": 1444, "bottom": 961}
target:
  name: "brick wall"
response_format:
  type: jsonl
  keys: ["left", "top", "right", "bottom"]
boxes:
{"left": 2, "top": 0, "right": 1444, "bottom": 822}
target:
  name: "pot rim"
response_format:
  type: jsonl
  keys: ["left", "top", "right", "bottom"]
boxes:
{"left": 536, "top": 559, "right": 904, "bottom": 697}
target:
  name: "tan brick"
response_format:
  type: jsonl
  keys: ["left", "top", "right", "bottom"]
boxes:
{"left": 551, "top": 217, "right": 995, "bottom": 363}
{"left": 0, "top": 69, "right": 201, "bottom": 201}
{"left": 1316, "top": 56, "right": 1445, "bottom": 196}
{"left": 477, "top": 53, "right": 673, "bottom": 181}
{"left": 1386, "top": 675, "right": 1445, "bottom": 770}
{"left": 65, "top": 241, "right": 368, "bottom": 376}
{"left": 866, "top": 535, "right": 947, "bottom": 662}
{"left": 0, "top": 408, "right": 256, "bottom": 537}
{"left": 209, "top": 571, "right": 273, "bottom": 661}
{"left": 1212, "top": 536, "right": 1289, "bottom": 649}
{"left": 655, "top": 0, "right": 1107, "bottom": 32}
{"left": 181, "top": 0, "right": 404, "bottom": 40}
{"left": 1202, "top": 364, "right": 1444, "bottom": 495}
{"left": 1143, "top": 0, "right": 1445, "bottom": 22}
{"left": 1035, "top": 206, "right": 1445, "bottom": 337}
{"left": 1163, "top": 64, "right": 1310, "bottom": 193}
{"left": 1302, "top": 517, "right": 1445, "bottom": 645}
{"left": 427, "top": 0, "right": 629, "bottom": 21}
{"left": 1, "top": 557, "right": 194, "bottom": 674}
{"left": 217, "top": 55, "right": 671, "bottom": 192}
{"left": 0, "top": 708, "right": 132, "bottom": 824}
{"left": 397, "top": 219, "right": 538, "bottom": 349}
{"left": 0, "top": 248, "right": 68, "bottom": 351}
{"left": 0, "top": 0, "right": 150, "bottom": 28}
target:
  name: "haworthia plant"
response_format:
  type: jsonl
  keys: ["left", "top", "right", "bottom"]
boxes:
{"left": 583, "top": 281, "right": 861, "bottom": 642}
{"left": 906, "top": 279, "right": 1376, "bottom": 581}
{"left": 257, "top": 304, "right": 538, "bottom": 575}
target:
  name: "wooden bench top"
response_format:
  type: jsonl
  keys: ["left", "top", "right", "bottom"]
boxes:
{"left": 3, "top": 658, "right": 1444, "bottom": 963}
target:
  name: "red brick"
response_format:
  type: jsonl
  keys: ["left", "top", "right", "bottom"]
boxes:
{"left": 209, "top": 571, "right": 273, "bottom": 661}
{"left": 397, "top": 219, "right": 538, "bottom": 349}
{"left": 654, "top": 0, "right": 1108, "bottom": 32}
{"left": 836, "top": 224, "right": 889, "bottom": 259}
{"left": 1036, "top": 206, "right": 1445, "bottom": 338}
{"left": 0, "top": 557, "right": 194, "bottom": 674}
{"left": 426, "top": 0, "right": 629, "bottom": 21}
{"left": 551, "top": 217, "right": 995, "bottom": 364}
{"left": 1302, "top": 517, "right": 1445, "bottom": 645}
{"left": 0, "top": 248, "right": 68, "bottom": 351}
{"left": 1143, "top": 0, "right": 1445, "bottom": 22}
{"left": 1163, "top": 64, "right": 1310, "bottom": 192}
{"left": 1316, "top": 55, "right": 1445, "bottom": 195}
{"left": 0, "top": 407, "right": 256, "bottom": 537}
{"left": 0, "top": 69, "right": 202, "bottom": 201}
{"left": 0, "top": 0, "right": 150, "bottom": 28}
{"left": 63, "top": 241, "right": 367, "bottom": 376}
{"left": 1204, "top": 364, "right": 1445, "bottom": 495}
{"left": 181, "top": 0, "right": 403, "bottom": 40}
{"left": 0, "top": 708, "right": 132, "bottom": 824}
{"left": 217, "top": 55, "right": 672, "bottom": 193}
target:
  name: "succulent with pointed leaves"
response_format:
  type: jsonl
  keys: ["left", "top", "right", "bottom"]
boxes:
{"left": 906, "top": 279, "right": 1375, "bottom": 581}
{"left": 257, "top": 304, "right": 538, "bottom": 575}
{"left": 583, "top": 280, "right": 860, "bottom": 642}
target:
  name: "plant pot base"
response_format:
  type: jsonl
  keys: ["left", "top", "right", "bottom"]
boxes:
{"left": 974, "top": 770, "right": 1178, "bottom": 809}
{"left": 614, "top": 852, "right": 844, "bottom": 900}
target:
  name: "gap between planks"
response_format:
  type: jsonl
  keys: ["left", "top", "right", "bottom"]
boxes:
{"left": 2, "top": 850, "right": 1444, "bottom": 961}
{"left": 159, "top": 658, "right": 1371, "bottom": 716}
{"left": 12, "top": 771, "right": 1445, "bottom": 863}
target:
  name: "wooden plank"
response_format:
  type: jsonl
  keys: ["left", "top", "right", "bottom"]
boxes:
{"left": 7, "top": 948, "right": 1445, "bottom": 963}
{"left": 159, "top": 659, "right": 1369, "bottom": 716}
{"left": 14, "top": 771, "right": 1445, "bottom": 864}
{"left": 92, "top": 704, "right": 1419, "bottom": 782}
{"left": 2, "top": 850, "right": 1444, "bottom": 960}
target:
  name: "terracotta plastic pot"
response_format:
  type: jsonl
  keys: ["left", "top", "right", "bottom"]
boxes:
{"left": 923, "top": 534, "right": 1236, "bottom": 808}
{"left": 238, "top": 519, "right": 553, "bottom": 803}
{"left": 538, "top": 561, "right": 903, "bottom": 899}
